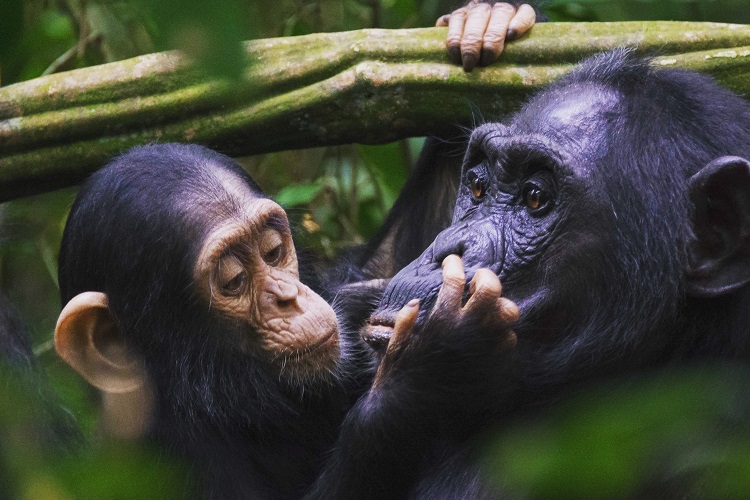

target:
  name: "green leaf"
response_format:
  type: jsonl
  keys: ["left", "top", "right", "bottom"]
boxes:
{"left": 138, "top": 0, "right": 252, "bottom": 79}
{"left": 482, "top": 366, "right": 750, "bottom": 498}
{"left": 275, "top": 182, "right": 324, "bottom": 207}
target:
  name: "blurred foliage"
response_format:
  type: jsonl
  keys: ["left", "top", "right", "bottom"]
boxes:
{"left": 0, "top": 365, "right": 189, "bottom": 499}
{"left": 0, "top": 0, "right": 749, "bottom": 496}
{"left": 482, "top": 365, "right": 750, "bottom": 497}
{"left": 545, "top": 0, "right": 750, "bottom": 23}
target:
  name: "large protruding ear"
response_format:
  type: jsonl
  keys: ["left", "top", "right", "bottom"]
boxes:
{"left": 686, "top": 156, "right": 750, "bottom": 297}
{"left": 55, "top": 292, "right": 146, "bottom": 393}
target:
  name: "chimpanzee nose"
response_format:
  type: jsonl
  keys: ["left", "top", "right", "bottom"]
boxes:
{"left": 429, "top": 220, "right": 501, "bottom": 272}
{"left": 265, "top": 272, "right": 299, "bottom": 310}
{"left": 432, "top": 226, "right": 466, "bottom": 261}
{"left": 275, "top": 281, "right": 298, "bottom": 308}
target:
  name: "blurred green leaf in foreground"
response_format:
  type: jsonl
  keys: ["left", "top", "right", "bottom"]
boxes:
{"left": 483, "top": 365, "right": 750, "bottom": 498}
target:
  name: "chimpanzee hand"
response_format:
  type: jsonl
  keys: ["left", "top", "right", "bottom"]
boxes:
{"left": 371, "top": 254, "right": 518, "bottom": 420}
{"left": 436, "top": 1, "right": 537, "bottom": 72}
{"left": 310, "top": 256, "right": 518, "bottom": 498}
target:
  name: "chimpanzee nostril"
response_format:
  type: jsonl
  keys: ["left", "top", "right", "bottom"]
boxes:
{"left": 424, "top": 219, "right": 503, "bottom": 273}
{"left": 431, "top": 230, "right": 466, "bottom": 265}
{"left": 277, "top": 298, "right": 294, "bottom": 309}
{"left": 433, "top": 245, "right": 464, "bottom": 267}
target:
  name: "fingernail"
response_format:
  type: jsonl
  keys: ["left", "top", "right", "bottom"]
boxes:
{"left": 441, "top": 254, "right": 457, "bottom": 267}
{"left": 506, "top": 28, "right": 518, "bottom": 41}
{"left": 479, "top": 48, "right": 494, "bottom": 67}
{"left": 407, "top": 299, "right": 419, "bottom": 308}
{"left": 462, "top": 52, "right": 478, "bottom": 72}
{"left": 448, "top": 45, "right": 461, "bottom": 64}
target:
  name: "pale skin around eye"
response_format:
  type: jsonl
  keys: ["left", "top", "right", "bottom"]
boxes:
{"left": 197, "top": 202, "right": 340, "bottom": 379}
{"left": 436, "top": 1, "right": 537, "bottom": 72}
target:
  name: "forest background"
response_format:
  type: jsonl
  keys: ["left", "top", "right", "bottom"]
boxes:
{"left": 1, "top": 0, "right": 750, "bottom": 497}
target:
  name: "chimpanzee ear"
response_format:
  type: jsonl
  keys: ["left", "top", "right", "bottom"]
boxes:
{"left": 55, "top": 292, "right": 146, "bottom": 393}
{"left": 686, "top": 156, "right": 750, "bottom": 297}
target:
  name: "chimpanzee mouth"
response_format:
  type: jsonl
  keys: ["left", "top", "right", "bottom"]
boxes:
{"left": 361, "top": 316, "right": 395, "bottom": 352}
{"left": 308, "top": 329, "right": 338, "bottom": 351}
{"left": 283, "top": 328, "right": 338, "bottom": 360}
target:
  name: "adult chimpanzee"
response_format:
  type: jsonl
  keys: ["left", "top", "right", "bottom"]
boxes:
{"left": 54, "top": 142, "right": 518, "bottom": 499}
{"left": 350, "top": 47, "right": 750, "bottom": 496}
{"left": 0, "top": 291, "right": 82, "bottom": 465}
{"left": 0, "top": 292, "right": 33, "bottom": 367}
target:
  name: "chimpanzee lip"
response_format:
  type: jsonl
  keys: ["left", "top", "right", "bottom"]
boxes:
{"left": 361, "top": 317, "right": 395, "bottom": 352}
{"left": 368, "top": 316, "right": 395, "bottom": 328}
{"left": 284, "top": 328, "right": 338, "bottom": 359}
{"left": 307, "top": 328, "right": 337, "bottom": 351}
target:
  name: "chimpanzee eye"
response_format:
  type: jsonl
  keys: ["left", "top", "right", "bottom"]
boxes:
{"left": 222, "top": 273, "right": 245, "bottom": 294}
{"left": 259, "top": 229, "right": 286, "bottom": 267}
{"left": 523, "top": 182, "right": 551, "bottom": 214}
{"left": 467, "top": 171, "right": 486, "bottom": 199}
{"left": 264, "top": 244, "right": 283, "bottom": 266}
{"left": 217, "top": 254, "right": 246, "bottom": 296}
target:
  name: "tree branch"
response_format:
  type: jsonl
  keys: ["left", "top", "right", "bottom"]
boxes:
{"left": 1, "top": 22, "right": 750, "bottom": 200}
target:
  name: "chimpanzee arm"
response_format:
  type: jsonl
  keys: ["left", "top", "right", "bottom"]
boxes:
{"left": 308, "top": 256, "right": 518, "bottom": 499}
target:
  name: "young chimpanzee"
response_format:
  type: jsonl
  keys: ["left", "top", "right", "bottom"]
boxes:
{"left": 55, "top": 144, "right": 348, "bottom": 498}
{"left": 54, "top": 142, "right": 518, "bottom": 499}
{"left": 361, "top": 48, "right": 750, "bottom": 495}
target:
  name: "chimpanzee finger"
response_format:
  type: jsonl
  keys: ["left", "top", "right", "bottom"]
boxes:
{"left": 479, "top": 3, "right": 515, "bottom": 67}
{"left": 387, "top": 299, "right": 420, "bottom": 354}
{"left": 460, "top": 2, "right": 492, "bottom": 72}
{"left": 500, "top": 329, "right": 518, "bottom": 351}
{"left": 506, "top": 3, "right": 536, "bottom": 41}
{"left": 445, "top": 6, "right": 469, "bottom": 64}
{"left": 433, "top": 255, "right": 466, "bottom": 314}
{"left": 436, "top": 14, "right": 451, "bottom": 27}
{"left": 464, "top": 268, "right": 502, "bottom": 313}
{"left": 497, "top": 297, "right": 520, "bottom": 326}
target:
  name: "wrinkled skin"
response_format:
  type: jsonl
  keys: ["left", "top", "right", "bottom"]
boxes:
{"left": 371, "top": 82, "right": 620, "bottom": 346}
{"left": 325, "top": 49, "right": 750, "bottom": 499}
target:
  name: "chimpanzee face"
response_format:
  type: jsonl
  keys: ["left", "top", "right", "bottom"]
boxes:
{"left": 367, "top": 84, "right": 625, "bottom": 343}
{"left": 192, "top": 174, "right": 339, "bottom": 375}
{"left": 55, "top": 145, "right": 340, "bottom": 399}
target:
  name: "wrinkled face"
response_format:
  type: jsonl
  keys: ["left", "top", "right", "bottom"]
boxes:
{"left": 368, "top": 84, "right": 622, "bottom": 344}
{"left": 194, "top": 173, "right": 339, "bottom": 377}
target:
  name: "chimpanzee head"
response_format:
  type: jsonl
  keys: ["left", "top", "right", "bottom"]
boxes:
{"left": 368, "top": 49, "right": 750, "bottom": 381}
{"left": 55, "top": 144, "right": 340, "bottom": 429}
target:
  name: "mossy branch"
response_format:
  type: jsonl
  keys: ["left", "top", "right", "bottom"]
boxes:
{"left": 1, "top": 22, "right": 750, "bottom": 201}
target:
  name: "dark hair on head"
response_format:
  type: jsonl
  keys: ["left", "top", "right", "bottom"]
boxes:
{"left": 59, "top": 143, "right": 264, "bottom": 303}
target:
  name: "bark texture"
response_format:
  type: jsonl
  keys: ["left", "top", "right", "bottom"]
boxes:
{"left": 1, "top": 22, "right": 750, "bottom": 200}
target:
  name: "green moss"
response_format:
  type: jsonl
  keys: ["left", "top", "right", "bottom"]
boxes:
{"left": 1, "top": 22, "right": 750, "bottom": 200}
